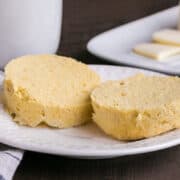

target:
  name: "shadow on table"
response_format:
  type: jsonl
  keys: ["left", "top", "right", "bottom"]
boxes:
{"left": 14, "top": 145, "right": 180, "bottom": 180}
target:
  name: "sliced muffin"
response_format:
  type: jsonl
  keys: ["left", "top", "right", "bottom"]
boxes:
{"left": 91, "top": 74, "right": 180, "bottom": 140}
{"left": 4, "top": 55, "right": 100, "bottom": 128}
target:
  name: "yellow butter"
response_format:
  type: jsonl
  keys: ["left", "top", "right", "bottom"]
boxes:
{"left": 153, "top": 29, "right": 180, "bottom": 46}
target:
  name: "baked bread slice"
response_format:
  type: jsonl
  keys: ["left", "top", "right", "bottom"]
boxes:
{"left": 91, "top": 74, "right": 180, "bottom": 140}
{"left": 4, "top": 54, "right": 100, "bottom": 128}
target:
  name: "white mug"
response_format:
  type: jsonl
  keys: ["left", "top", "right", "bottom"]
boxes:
{"left": 0, "top": 0, "right": 63, "bottom": 68}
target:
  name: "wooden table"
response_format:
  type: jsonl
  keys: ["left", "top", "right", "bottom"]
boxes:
{"left": 14, "top": 0, "right": 180, "bottom": 179}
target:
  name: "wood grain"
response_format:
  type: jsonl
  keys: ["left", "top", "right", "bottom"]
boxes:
{"left": 14, "top": 0, "right": 180, "bottom": 179}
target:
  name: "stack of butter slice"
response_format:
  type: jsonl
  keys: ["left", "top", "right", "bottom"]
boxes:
{"left": 153, "top": 29, "right": 180, "bottom": 46}
{"left": 134, "top": 43, "right": 180, "bottom": 60}
{"left": 133, "top": 29, "right": 180, "bottom": 61}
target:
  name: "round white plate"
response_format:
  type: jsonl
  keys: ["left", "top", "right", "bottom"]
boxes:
{"left": 0, "top": 65, "right": 180, "bottom": 159}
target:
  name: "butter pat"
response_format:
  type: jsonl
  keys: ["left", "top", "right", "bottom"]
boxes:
{"left": 91, "top": 74, "right": 180, "bottom": 140}
{"left": 133, "top": 43, "right": 180, "bottom": 60}
{"left": 4, "top": 55, "right": 100, "bottom": 128}
{"left": 153, "top": 29, "right": 180, "bottom": 46}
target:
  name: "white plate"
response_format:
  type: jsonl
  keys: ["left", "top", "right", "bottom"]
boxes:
{"left": 87, "top": 6, "right": 180, "bottom": 75}
{"left": 0, "top": 65, "right": 180, "bottom": 159}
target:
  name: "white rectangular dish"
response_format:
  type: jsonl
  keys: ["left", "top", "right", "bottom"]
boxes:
{"left": 87, "top": 6, "right": 180, "bottom": 75}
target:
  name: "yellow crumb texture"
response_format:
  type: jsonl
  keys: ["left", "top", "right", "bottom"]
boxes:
{"left": 91, "top": 74, "right": 180, "bottom": 140}
{"left": 4, "top": 54, "right": 100, "bottom": 128}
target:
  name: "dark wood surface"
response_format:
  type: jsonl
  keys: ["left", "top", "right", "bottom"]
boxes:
{"left": 14, "top": 0, "right": 180, "bottom": 180}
